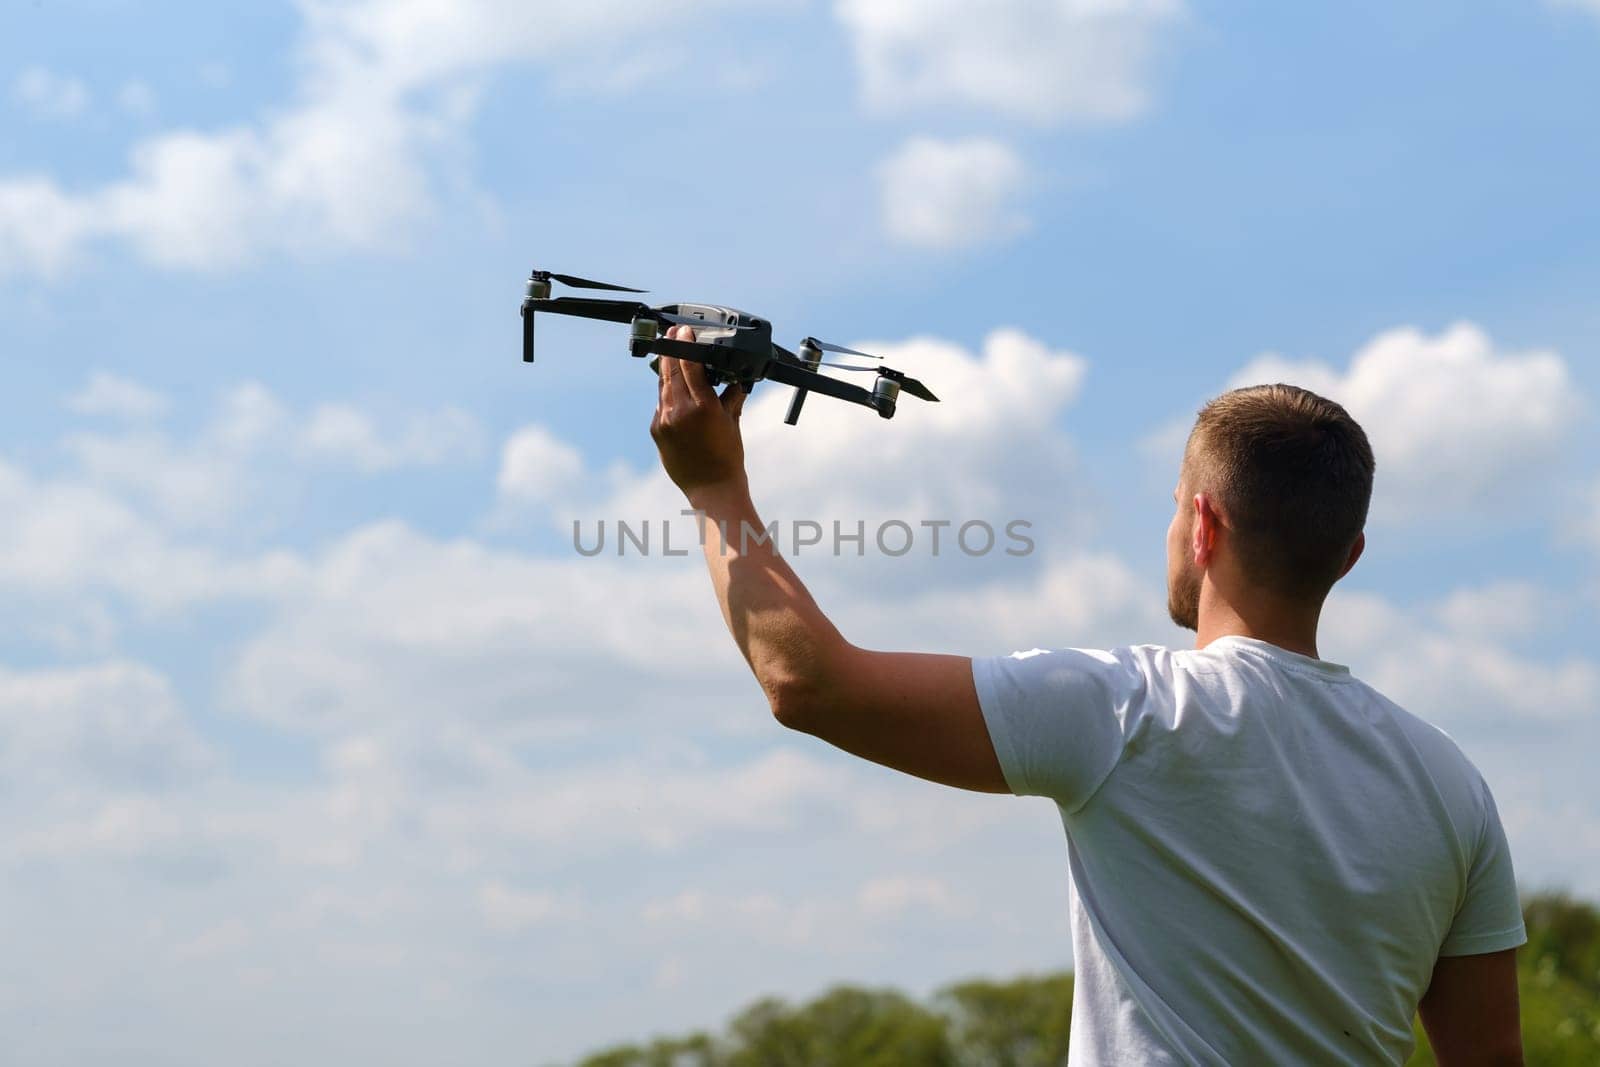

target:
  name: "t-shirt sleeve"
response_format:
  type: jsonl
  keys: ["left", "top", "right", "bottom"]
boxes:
{"left": 1439, "top": 780, "right": 1527, "bottom": 957}
{"left": 971, "top": 646, "right": 1145, "bottom": 810}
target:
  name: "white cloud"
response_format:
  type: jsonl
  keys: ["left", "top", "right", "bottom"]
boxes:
{"left": 640, "top": 873, "right": 969, "bottom": 955}
{"left": 1549, "top": 0, "right": 1600, "bottom": 18}
{"left": 2, "top": 36, "right": 438, "bottom": 274}
{"left": 297, "top": 403, "right": 483, "bottom": 472}
{"left": 67, "top": 372, "right": 171, "bottom": 420}
{"left": 0, "top": 378, "right": 494, "bottom": 651}
{"left": 59, "top": 376, "right": 481, "bottom": 521}
{"left": 835, "top": 0, "right": 1184, "bottom": 124}
{"left": 1324, "top": 589, "right": 1599, "bottom": 727}
{"left": 477, "top": 881, "right": 570, "bottom": 932}
{"left": 0, "top": 177, "right": 99, "bottom": 276}
{"left": 0, "top": 661, "right": 213, "bottom": 792}
{"left": 1207, "top": 322, "right": 1584, "bottom": 522}
{"left": 1430, "top": 580, "right": 1547, "bottom": 641}
{"left": 62, "top": 429, "right": 252, "bottom": 529}
{"left": 0, "top": 0, "right": 787, "bottom": 277}
{"left": 739, "top": 327, "right": 1087, "bottom": 525}
{"left": 857, "top": 874, "right": 963, "bottom": 918}
{"left": 848, "top": 551, "right": 1171, "bottom": 654}
{"left": 12, "top": 66, "right": 90, "bottom": 120}
{"left": 877, "top": 136, "right": 1031, "bottom": 250}
{"left": 223, "top": 520, "right": 744, "bottom": 739}
{"left": 0, "top": 454, "right": 304, "bottom": 615}
{"left": 496, "top": 424, "right": 586, "bottom": 503}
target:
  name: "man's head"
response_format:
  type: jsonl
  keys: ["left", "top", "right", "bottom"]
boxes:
{"left": 1166, "top": 384, "right": 1375, "bottom": 631}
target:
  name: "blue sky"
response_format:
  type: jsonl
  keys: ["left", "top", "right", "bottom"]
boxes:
{"left": 2, "top": 1, "right": 1599, "bottom": 1063}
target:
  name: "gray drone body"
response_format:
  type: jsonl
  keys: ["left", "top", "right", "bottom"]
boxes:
{"left": 519, "top": 270, "right": 936, "bottom": 423}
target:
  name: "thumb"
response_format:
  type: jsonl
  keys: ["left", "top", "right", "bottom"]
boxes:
{"left": 720, "top": 383, "right": 748, "bottom": 419}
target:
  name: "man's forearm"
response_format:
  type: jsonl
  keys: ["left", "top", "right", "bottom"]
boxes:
{"left": 686, "top": 479, "right": 846, "bottom": 723}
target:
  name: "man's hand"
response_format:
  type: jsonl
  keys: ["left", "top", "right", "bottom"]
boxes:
{"left": 650, "top": 325, "right": 749, "bottom": 501}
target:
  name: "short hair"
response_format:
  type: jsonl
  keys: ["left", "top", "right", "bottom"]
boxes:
{"left": 1184, "top": 383, "right": 1375, "bottom": 600}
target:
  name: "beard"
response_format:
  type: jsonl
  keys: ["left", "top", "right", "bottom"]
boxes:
{"left": 1167, "top": 563, "right": 1201, "bottom": 631}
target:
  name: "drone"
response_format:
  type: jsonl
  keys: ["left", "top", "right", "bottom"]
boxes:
{"left": 519, "top": 268, "right": 937, "bottom": 423}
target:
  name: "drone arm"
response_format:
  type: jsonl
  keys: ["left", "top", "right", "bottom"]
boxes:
{"left": 761, "top": 359, "right": 877, "bottom": 409}
{"left": 529, "top": 297, "right": 652, "bottom": 324}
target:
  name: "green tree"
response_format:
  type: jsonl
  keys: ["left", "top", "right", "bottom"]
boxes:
{"left": 936, "top": 973, "right": 1073, "bottom": 1067}
{"left": 575, "top": 1032, "right": 720, "bottom": 1067}
{"left": 724, "top": 987, "right": 954, "bottom": 1067}
{"left": 1523, "top": 892, "right": 1600, "bottom": 995}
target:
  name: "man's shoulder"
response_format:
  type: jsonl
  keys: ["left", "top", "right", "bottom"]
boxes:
{"left": 1355, "top": 679, "right": 1491, "bottom": 798}
{"left": 1330, "top": 672, "right": 1477, "bottom": 764}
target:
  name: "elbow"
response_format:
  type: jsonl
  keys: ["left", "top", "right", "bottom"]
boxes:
{"left": 758, "top": 638, "right": 851, "bottom": 735}
{"left": 766, "top": 677, "right": 826, "bottom": 734}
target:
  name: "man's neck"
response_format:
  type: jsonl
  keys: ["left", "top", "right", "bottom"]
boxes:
{"left": 1195, "top": 588, "right": 1323, "bottom": 660}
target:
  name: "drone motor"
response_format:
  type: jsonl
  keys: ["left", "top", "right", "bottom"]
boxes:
{"left": 872, "top": 374, "right": 901, "bottom": 419}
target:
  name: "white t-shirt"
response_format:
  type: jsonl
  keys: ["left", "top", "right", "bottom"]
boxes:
{"left": 972, "top": 636, "right": 1525, "bottom": 1066}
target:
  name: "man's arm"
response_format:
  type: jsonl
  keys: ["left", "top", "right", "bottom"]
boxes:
{"left": 1417, "top": 948, "right": 1522, "bottom": 1066}
{"left": 650, "top": 337, "right": 1008, "bottom": 794}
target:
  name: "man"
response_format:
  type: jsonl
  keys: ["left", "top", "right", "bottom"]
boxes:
{"left": 649, "top": 327, "right": 1526, "bottom": 1066}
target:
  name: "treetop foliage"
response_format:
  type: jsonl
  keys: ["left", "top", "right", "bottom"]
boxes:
{"left": 571, "top": 892, "right": 1600, "bottom": 1067}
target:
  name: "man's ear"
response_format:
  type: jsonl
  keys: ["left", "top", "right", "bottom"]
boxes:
{"left": 1338, "top": 531, "right": 1365, "bottom": 579}
{"left": 1192, "top": 493, "right": 1221, "bottom": 565}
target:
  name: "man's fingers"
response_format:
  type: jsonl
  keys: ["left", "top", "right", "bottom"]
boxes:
{"left": 720, "top": 383, "right": 747, "bottom": 420}
{"left": 659, "top": 328, "right": 688, "bottom": 407}
{"left": 682, "top": 359, "right": 717, "bottom": 405}
{"left": 665, "top": 326, "right": 715, "bottom": 406}
{"left": 664, "top": 357, "right": 693, "bottom": 407}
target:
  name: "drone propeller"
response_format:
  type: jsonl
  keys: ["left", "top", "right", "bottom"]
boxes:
{"left": 802, "top": 336, "right": 878, "bottom": 360}
{"left": 813, "top": 363, "right": 936, "bottom": 401}
{"left": 878, "top": 368, "right": 938, "bottom": 403}
{"left": 803, "top": 347, "right": 935, "bottom": 404}
{"left": 532, "top": 269, "right": 645, "bottom": 293}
